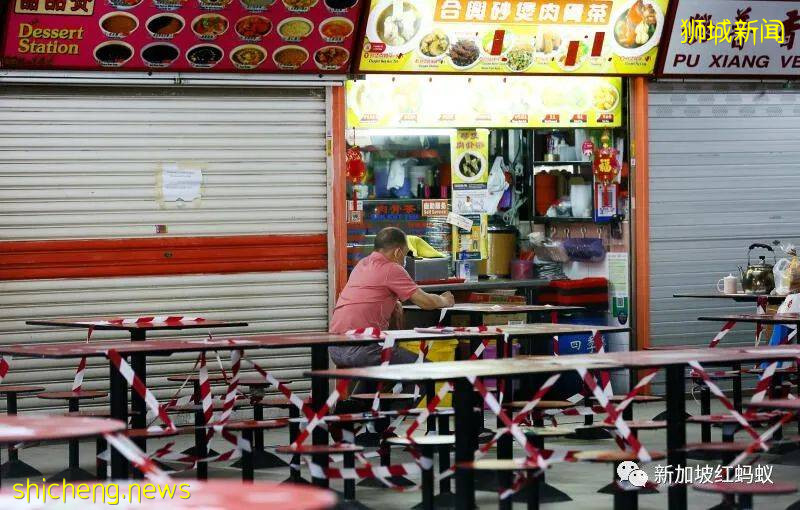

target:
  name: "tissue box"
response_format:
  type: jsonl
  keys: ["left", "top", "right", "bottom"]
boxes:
{"left": 404, "top": 257, "right": 450, "bottom": 282}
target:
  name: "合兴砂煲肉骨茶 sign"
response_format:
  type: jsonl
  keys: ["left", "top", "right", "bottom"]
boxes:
{"left": 357, "top": 0, "right": 670, "bottom": 75}
{"left": 659, "top": 0, "right": 799, "bottom": 76}
{"left": 1, "top": 0, "right": 364, "bottom": 73}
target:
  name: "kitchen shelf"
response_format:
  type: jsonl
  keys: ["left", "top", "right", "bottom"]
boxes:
{"left": 532, "top": 161, "right": 592, "bottom": 165}
{"left": 533, "top": 216, "right": 597, "bottom": 223}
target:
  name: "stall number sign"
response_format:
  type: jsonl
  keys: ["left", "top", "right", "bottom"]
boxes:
{"left": 661, "top": 0, "right": 800, "bottom": 76}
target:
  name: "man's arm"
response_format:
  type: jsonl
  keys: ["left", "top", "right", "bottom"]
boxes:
{"left": 409, "top": 289, "right": 455, "bottom": 310}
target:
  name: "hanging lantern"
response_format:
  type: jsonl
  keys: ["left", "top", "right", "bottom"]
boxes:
{"left": 346, "top": 146, "right": 366, "bottom": 184}
{"left": 592, "top": 132, "right": 620, "bottom": 208}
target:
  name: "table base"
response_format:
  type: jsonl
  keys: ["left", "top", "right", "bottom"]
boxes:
{"left": 513, "top": 481, "right": 573, "bottom": 503}
{"left": 412, "top": 490, "right": 460, "bottom": 509}
{"left": 0, "top": 458, "right": 41, "bottom": 478}
{"left": 230, "top": 448, "right": 288, "bottom": 469}
{"left": 47, "top": 466, "right": 97, "bottom": 483}
{"left": 357, "top": 475, "right": 415, "bottom": 488}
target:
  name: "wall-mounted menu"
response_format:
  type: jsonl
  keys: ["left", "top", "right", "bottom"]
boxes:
{"left": 347, "top": 75, "right": 623, "bottom": 128}
{"left": 1, "top": 0, "right": 363, "bottom": 72}
{"left": 357, "top": 0, "right": 669, "bottom": 75}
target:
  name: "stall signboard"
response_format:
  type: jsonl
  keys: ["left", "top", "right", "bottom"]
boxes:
{"left": 357, "top": 0, "right": 669, "bottom": 75}
{"left": 659, "top": 0, "right": 800, "bottom": 76}
{"left": 347, "top": 75, "right": 622, "bottom": 128}
{"left": 1, "top": 0, "right": 363, "bottom": 73}
{"left": 451, "top": 128, "right": 490, "bottom": 214}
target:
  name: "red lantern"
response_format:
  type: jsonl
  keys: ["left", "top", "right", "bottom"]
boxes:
{"left": 592, "top": 136, "right": 620, "bottom": 208}
{"left": 346, "top": 146, "right": 366, "bottom": 184}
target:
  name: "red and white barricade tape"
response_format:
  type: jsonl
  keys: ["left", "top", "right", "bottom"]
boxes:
{"left": 0, "top": 356, "right": 11, "bottom": 384}
{"left": 198, "top": 353, "right": 213, "bottom": 425}
{"left": 687, "top": 361, "right": 765, "bottom": 447}
{"left": 405, "top": 382, "right": 452, "bottom": 438}
{"left": 601, "top": 369, "right": 659, "bottom": 425}
{"left": 591, "top": 330, "right": 613, "bottom": 398}
{"left": 241, "top": 355, "right": 314, "bottom": 420}
{"left": 216, "top": 349, "right": 241, "bottom": 425}
{"left": 105, "top": 316, "right": 206, "bottom": 325}
{"left": 750, "top": 361, "right": 778, "bottom": 403}
{"left": 728, "top": 409, "right": 796, "bottom": 468}
{"left": 105, "top": 349, "right": 176, "bottom": 431}
{"left": 72, "top": 356, "right": 87, "bottom": 392}
{"left": 292, "top": 378, "right": 349, "bottom": 447}
{"left": 709, "top": 320, "right": 737, "bottom": 348}
{"left": 576, "top": 367, "right": 651, "bottom": 462}
{"left": 103, "top": 433, "right": 172, "bottom": 484}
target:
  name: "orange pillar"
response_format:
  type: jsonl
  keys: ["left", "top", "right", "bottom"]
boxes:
{"left": 632, "top": 77, "right": 650, "bottom": 352}
{"left": 330, "top": 86, "right": 348, "bottom": 300}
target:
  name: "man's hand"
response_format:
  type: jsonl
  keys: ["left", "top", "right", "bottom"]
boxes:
{"left": 440, "top": 291, "right": 455, "bottom": 308}
{"left": 389, "top": 301, "right": 404, "bottom": 329}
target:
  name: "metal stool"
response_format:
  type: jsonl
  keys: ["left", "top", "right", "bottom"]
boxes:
{"left": 0, "top": 385, "right": 44, "bottom": 478}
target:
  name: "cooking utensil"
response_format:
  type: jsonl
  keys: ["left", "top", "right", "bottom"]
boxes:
{"left": 739, "top": 243, "right": 776, "bottom": 295}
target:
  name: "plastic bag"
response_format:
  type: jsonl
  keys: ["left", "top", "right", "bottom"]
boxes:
{"left": 531, "top": 237, "right": 570, "bottom": 263}
{"left": 789, "top": 254, "right": 800, "bottom": 293}
{"left": 563, "top": 237, "right": 606, "bottom": 262}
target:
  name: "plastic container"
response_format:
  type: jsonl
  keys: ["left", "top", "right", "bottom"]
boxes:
{"left": 510, "top": 259, "right": 535, "bottom": 280}
{"left": 534, "top": 172, "right": 558, "bottom": 216}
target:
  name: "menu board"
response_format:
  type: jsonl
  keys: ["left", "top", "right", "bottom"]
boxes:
{"left": 1, "top": 0, "right": 363, "bottom": 73}
{"left": 357, "top": 0, "right": 669, "bottom": 75}
{"left": 659, "top": 0, "right": 800, "bottom": 77}
{"left": 347, "top": 75, "right": 623, "bottom": 128}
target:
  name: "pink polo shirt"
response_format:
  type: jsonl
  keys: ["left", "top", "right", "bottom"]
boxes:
{"left": 330, "top": 251, "right": 419, "bottom": 334}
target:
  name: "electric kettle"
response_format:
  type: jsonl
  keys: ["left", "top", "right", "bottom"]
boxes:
{"left": 739, "top": 243, "right": 776, "bottom": 295}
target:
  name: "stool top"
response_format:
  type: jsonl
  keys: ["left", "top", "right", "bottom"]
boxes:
{"left": 605, "top": 395, "right": 663, "bottom": 404}
{"left": 599, "top": 420, "right": 667, "bottom": 430}
{"left": 125, "top": 428, "right": 182, "bottom": 439}
{"left": 522, "top": 425, "right": 577, "bottom": 437}
{"left": 351, "top": 393, "right": 416, "bottom": 401}
{"left": 38, "top": 390, "right": 107, "bottom": 400}
{"left": 747, "top": 399, "right": 800, "bottom": 411}
{"left": 0, "top": 385, "right": 45, "bottom": 395}
{"left": 397, "top": 407, "right": 455, "bottom": 417}
{"left": 276, "top": 443, "right": 364, "bottom": 455}
{"left": 574, "top": 450, "right": 666, "bottom": 463}
{"left": 62, "top": 409, "right": 112, "bottom": 418}
{"left": 386, "top": 435, "right": 455, "bottom": 446}
{"left": 504, "top": 400, "right": 575, "bottom": 410}
{"left": 688, "top": 413, "right": 776, "bottom": 424}
{"left": 694, "top": 482, "right": 797, "bottom": 496}
{"left": 218, "top": 419, "right": 289, "bottom": 431}
{"left": 458, "top": 458, "right": 542, "bottom": 471}
{"left": 240, "top": 377, "right": 294, "bottom": 387}
{"left": 290, "top": 413, "right": 383, "bottom": 425}
{"left": 166, "top": 403, "right": 237, "bottom": 413}
{"left": 167, "top": 374, "right": 229, "bottom": 383}
{"left": 683, "top": 442, "right": 753, "bottom": 453}
{"left": 688, "top": 370, "right": 741, "bottom": 380}
{"left": 255, "top": 396, "right": 311, "bottom": 408}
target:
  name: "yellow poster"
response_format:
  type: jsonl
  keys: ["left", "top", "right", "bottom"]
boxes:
{"left": 346, "top": 74, "right": 622, "bottom": 128}
{"left": 358, "top": 0, "right": 669, "bottom": 75}
{"left": 451, "top": 129, "right": 490, "bottom": 214}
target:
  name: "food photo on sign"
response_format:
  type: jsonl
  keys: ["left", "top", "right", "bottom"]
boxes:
{"left": 0, "top": 0, "right": 364, "bottom": 72}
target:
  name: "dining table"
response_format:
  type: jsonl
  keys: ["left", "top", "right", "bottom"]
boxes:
{"left": 404, "top": 303, "right": 584, "bottom": 327}
{"left": 308, "top": 344, "right": 800, "bottom": 510}
{"left": 0, "top": 415, "right": 126, "bottom": 487}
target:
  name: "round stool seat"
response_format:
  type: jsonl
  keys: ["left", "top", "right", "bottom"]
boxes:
{"left": 351, "top": 393, "right": 416, "bottom": 401}
{"left": 38, "top": 390, "right": 107, "bottom": 400}
{"left": 167, "top": 374, "right": 228, "bottom": 383}
{"left": 645, "top": 344, "right": 701, "bottom": 351}
{"left": 599, "top": 420, "right": 667, "bottom": 431}
{"left": 575, "top": 450, "right": 666, "bottom": 463}
{"left": 688, "top": 413, "right": 777, "bottom": 425}
{"left": 62, "top": 409, "right": 112, "bottom": 418}
{"left": 459, "top": 458, "right": 542, "bottom": 471}
{"left": 397, "top": 407, "right": 455, "bottom": 417}
{"left": 688, "top": 370, "right": 741, "bottom": 380}
{"left": 126, "top": 428, "right": 181, "bottom": 439}
{"left": 694, "top": 482, "right": 797, "bottom": 496}
{"left": 219, "top": 419, "right": 289, "bottom": 431}
{"left": 748, "top": 367, "right": 797, "bottom": 375}
{"left": 289, "top": 413, "right": 383, "bottom": 425}
{"left": 683, "top": 442, "right": 752, "bottom": 453}
{"left": 386, "top": 435, "right": 455, "bottom": 446}
{"left": 239, "top": 377, "right": 294, "bottom": 387}
{"left": 166, "top": 403, "right": 238, "bottom": 414}
{"left": 253, "top": 396, "right": 311, "bottom": 408}
{"left": 276, "top": 443, "right": 364, "bottom": 455}
{"left": 0, "top": 385, "right": 45, "bottom": 395}
{"left": 504, "top": 400, "right": 575, "bottom": 410}
{"left": 605, "top": 395, "right": 663, "bottom": 404}
{"left": 522, "top": 425, "right": 578, "bottom": 437}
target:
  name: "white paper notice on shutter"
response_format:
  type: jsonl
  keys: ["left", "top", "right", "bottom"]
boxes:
{"left": 162, "top": 166, "right": 202, "bottom": 202}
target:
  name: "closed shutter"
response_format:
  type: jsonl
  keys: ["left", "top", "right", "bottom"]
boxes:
{"left": 0, "top": 85, "right": 330, "bottom": 411}
{"left": 648, "top": 81, "right": 800, "bottom": 392}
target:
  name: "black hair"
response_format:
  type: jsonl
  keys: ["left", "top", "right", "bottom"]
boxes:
{"left": 374, "top": 227, "right": 408, "bottom": 252}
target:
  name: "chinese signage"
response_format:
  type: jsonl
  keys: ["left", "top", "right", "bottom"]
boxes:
{"left": 347, "top": 75, "right": 623, "bottom": 128}
{"left": 451, "top": 129, "right": 490, "bottom": 214}
{"left": 660, "top": 0, "right": 800, "bottom": 76}
{"left": 1, "top": 0, "right": 363, "bottom": 73}
{"left": 357, "top": 0, "right": 669, "bottom": 75}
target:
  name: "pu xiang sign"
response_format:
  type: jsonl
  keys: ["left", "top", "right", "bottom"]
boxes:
{"left": 660, "top": 0, "right": 800, "bottom": 76}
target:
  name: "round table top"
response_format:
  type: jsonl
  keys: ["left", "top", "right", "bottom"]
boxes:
{"left": 0, "top": 480, "right": 336, "bottom": 509}
{"left": 0, "top": 385, "right": 45, "bottom": 394}
{"left": 574, "top": 450, "right": 666, "bottom": 463}
{"left": 38, "top": 390, "right": 107, "bottom": 400}
{"left": 217, "top": 419, "right": 289, "bottom": 431}
{"left": 167, "top": 374, "right": 229, "bottom": 383}
{"left": 0, "top": 415, "right": 125, "bottom": 444}
{"left": 693, "top": 482, "right": 797, "bottom": 495}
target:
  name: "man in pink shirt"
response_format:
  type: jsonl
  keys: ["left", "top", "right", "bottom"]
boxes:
{"left": 330, "top": 227, "right": 454, "bottom": 367}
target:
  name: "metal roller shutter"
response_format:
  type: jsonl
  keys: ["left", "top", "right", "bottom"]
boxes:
{"left": 648, "top": 80, "right": 800, "bottom": 393}
{"left": 0, "top": 85, "right": 330, "bottom": 411}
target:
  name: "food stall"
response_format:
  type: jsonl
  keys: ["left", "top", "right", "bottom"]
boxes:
{"left": 343, "top": 1, "right": 670, "bottom": 360}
